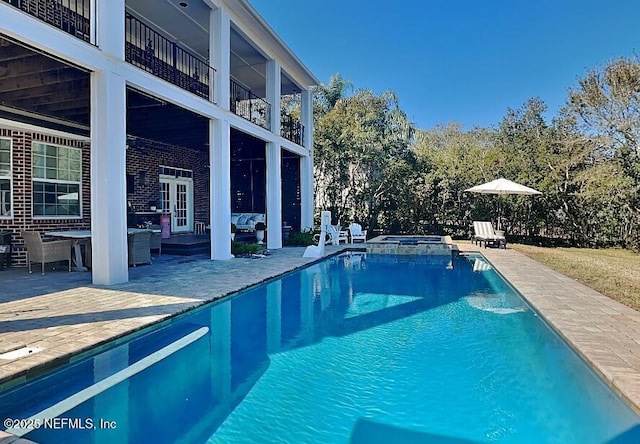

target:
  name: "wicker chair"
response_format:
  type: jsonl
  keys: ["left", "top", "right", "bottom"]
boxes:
{"left": 149, "top": 225, "right": 162, "bottom": 256}
{"left": 21, "top": 231, "right": 73, "bottom": 275}
{"left": 128, "top": 231, "right": 152, "bottom": 267}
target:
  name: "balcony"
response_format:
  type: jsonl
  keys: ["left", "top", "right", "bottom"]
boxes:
{"left": 125, "top": 13, "right": 215, "bottom": 102}
{"left": 230, "top": 79, "right": 271, "bottom": 131}
{"left": 281, "top": 114, "right": 304, "bottom": 146}
{"left": 3, "top": 0, "right": 91, "bottom": 42}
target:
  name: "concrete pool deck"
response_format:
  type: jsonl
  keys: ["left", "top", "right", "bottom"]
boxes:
{"left": 0, "top": 242, "right": 639, "bottom": 419}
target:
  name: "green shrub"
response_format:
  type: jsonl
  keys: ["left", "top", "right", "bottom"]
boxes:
{"left": 255, "top": 222, "right": 266, "bottom": 231}
{"left": 231, "top": 223, "right": 237, "bottom": 233}
{"left": 285, "top": 229, "right": 315, "bottom": 246}
{"left": 231, "top": 241, "right": 263, "bottom": 256}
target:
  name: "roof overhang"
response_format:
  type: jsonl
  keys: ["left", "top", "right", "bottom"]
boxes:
{"left": 221, "top": 0, "right": 319, "bottom": 89}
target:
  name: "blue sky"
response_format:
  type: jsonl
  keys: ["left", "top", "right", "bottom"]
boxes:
{"left": 249, "top": 0, "right": 640, "bottom": 131}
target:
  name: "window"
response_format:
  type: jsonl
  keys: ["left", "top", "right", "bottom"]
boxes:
{"left": 0, "top": 138, "right": 11, "bottom": 218}
{"left": 32, "top": 142, "right": 82, "bottom": 217}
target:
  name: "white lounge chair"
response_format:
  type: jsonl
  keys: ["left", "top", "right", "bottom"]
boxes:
{"left": 314, "top": 224, "right": 340, "bottom": 246}
{"left": 472, "top": 221, "right": 506, "bottom": 248}
{"left": 349, "top": 223, "right": 367, "bottom": 243}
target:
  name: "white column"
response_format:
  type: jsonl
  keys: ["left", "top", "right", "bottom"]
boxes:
{"left": 210, "top": 118, "right": 233, "bottom": 259}
{"left": 300, "top": 155, "right": 314, "bottom": 231}
{"left": 265, "top": 60, "right": 283, "bottom": 247}
{"left": 266, "top": 60, "right": 281, "bottom": 133}
{"left": 90, "top": 70, "right": 128, "bottom": 285}
{"left": 266, "top": 142, "right": 282, "bottom": 248}
{"left": 300, "top": 89, "right": 314, "bottom": 231}
{"left": 96, "top": 0, "right": 124, "bottom": 59}
{"left": 89, "top": 0, "right": 97, "bottom": 45}
{"left": 301, "top": 88, "right": 314, "bottom": 151}
{"left": 211, "top": 7, "right": 230, "bottom": 109}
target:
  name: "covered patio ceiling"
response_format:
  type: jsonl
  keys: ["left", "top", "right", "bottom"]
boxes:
{"left": 0, "top": 34, "right": 210, "bottom": 150}
{"left": 125, "top": 0, "right": 302, "bottom": 96}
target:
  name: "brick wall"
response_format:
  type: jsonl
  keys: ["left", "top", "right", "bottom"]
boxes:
{"left": 125, "top": 139, "right": 210, "bottom": 222}
{"left": 0, "top": 129, "right": 209, "bottom": 268}
{"left": 0, "top": 128, "right": 90, "bottom": 267}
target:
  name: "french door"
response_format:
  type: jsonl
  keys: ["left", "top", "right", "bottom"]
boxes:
{"left": 159, "top": 174, "right": 193, "bottom": 233}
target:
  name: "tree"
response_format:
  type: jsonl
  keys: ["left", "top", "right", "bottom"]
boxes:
{"left": 412, "top": 123, "right": 497, "bottom": 235}
{"left": 313, "top": 83, "right": 415, "bottom": 230}
{"left": 567, "top": 57, "right": 640, "bottom": 247}
{"left": 313, "top": 73, "right": 353, "bottom": 116}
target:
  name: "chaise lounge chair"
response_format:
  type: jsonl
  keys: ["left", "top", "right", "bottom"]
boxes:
{"left": 314, "top": 224, "right": 341, "bottom": 246}
{"left": 472, "top": 221, "right": 506, "bottom": 249}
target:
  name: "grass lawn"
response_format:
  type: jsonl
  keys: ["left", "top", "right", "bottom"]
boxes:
{"left": 510, "top": 244, "right": 640, "bottom": 311}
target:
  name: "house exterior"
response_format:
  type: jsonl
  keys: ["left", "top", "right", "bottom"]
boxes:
{"left": 0, "top": 0, "right": 317, "bottom": 284}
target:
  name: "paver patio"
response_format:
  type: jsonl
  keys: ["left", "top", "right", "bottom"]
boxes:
{"left": 0, "top": 242, "right": 638, "bottom": 418}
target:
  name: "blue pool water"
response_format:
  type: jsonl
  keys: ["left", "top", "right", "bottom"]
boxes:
{"left": 1, "top": 253, "right": 639, "bottom": 443}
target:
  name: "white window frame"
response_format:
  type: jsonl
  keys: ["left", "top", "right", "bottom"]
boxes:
{"left": 0, "top": 137, "right": 12, "bottom": 219}
{"left": 31, "top": 141, "right": 83, "bottom": 219}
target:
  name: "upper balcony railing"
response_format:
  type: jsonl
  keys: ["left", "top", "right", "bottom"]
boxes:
{"left": 125, "top": 13, "right": 215, "bottom": 102}
{"left": 3, "top": 0, "right": 91, "bottom": 42}
{"left": 230, "top": 79, "right": 271, "bottom": 131}
{"left": 281, "top": 114, "right": 304, "bottom": 146}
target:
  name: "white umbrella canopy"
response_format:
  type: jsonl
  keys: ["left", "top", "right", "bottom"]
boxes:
{"left": 465, "top": 178, "right": 542, "bottom": 230}
{"left": 464, "top": 178, "right": 542, "bottom": 195}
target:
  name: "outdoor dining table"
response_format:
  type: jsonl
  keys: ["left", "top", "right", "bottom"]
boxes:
{"left": 44, "top": 228, "right": 160, "bottom": 271}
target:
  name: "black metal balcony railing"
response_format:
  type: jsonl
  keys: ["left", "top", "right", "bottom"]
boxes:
{"left": 281, "top": 114, "right": 304, "bottom": 146}
{"left": 125, "top": 13, "right": 215, "bottom": 102}
{"left": 3, "top": 0, "right": 91, "bottom": 42}
{"left": 230, "top": 79, "right": 271, "bottom": 131}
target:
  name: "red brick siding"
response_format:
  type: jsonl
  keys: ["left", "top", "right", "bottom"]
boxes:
{"left": 0, "top": 129, "right": 209, "bottom": 268}
{"left": 125, "top": 141, "right": 210, "bottom": 222}
{"left": 0, "top": 129, "right": 90, "bottom": 267}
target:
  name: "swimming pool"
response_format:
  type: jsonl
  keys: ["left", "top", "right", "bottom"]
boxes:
{"left": 1, "top": 253, "right": 638, "bottom": 443}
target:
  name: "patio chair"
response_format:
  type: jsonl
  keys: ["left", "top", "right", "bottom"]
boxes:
{"left": 472, "top": 221, "right": 506, "bottom": 249}
{"left": 348, "top": 223, "right": 367, "bottom": 243}
{"left": 128, "top": 231, "right": 152, "bottom": 267}
{"left": 194, "top": 220, "right": 206, "bottom": 234}
{"left": 337, "top": 226, "right": 349, "bottom": 244}
{"left": 21, "top": 231, "right": 73, "bottom": 275}
{"left": 314, "top": 224, "right": 340, "bottom": 245}
{"left": 149, "top": 232, "right": 162, "bottom": 256}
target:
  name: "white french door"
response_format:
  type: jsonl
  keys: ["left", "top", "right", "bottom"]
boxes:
{"left": 159, "top": 174, "right": 193, "bottom": 233}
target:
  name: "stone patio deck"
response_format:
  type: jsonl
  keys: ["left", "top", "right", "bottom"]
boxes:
{"left": 478, "top": 244, "right": 640, "bottom": 413}
{"left": 0, "top": 242, "right": 638, "bottom": 419}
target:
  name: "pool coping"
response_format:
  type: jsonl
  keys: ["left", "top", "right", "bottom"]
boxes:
{"left": 0, "top": 242, "right": 638, "bottom": 419}
{"left": 476, "top": 244, "right": 640, "bottom": 414}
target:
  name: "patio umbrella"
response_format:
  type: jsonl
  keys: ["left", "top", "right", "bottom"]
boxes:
{"left": 465, "top": 178, "right": 542, "bottom": 230}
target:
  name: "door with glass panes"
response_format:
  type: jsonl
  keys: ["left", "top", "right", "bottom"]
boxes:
{"left": 159, "top": 171, "right": 193, "bottom": 233}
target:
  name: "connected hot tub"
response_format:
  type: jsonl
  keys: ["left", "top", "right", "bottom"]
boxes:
{"left": 366, "top": 235, "right": 457, "bottom": 255}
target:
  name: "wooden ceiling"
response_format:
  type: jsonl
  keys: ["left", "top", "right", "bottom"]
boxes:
{"left": 0, "top": 36, "right": 209, "bottom": 151}
{"left": 0, "top": 36, "right": 90, "bottom": 129}
{"left": 126, "top": 89, "right": 208, "bottom": 151}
